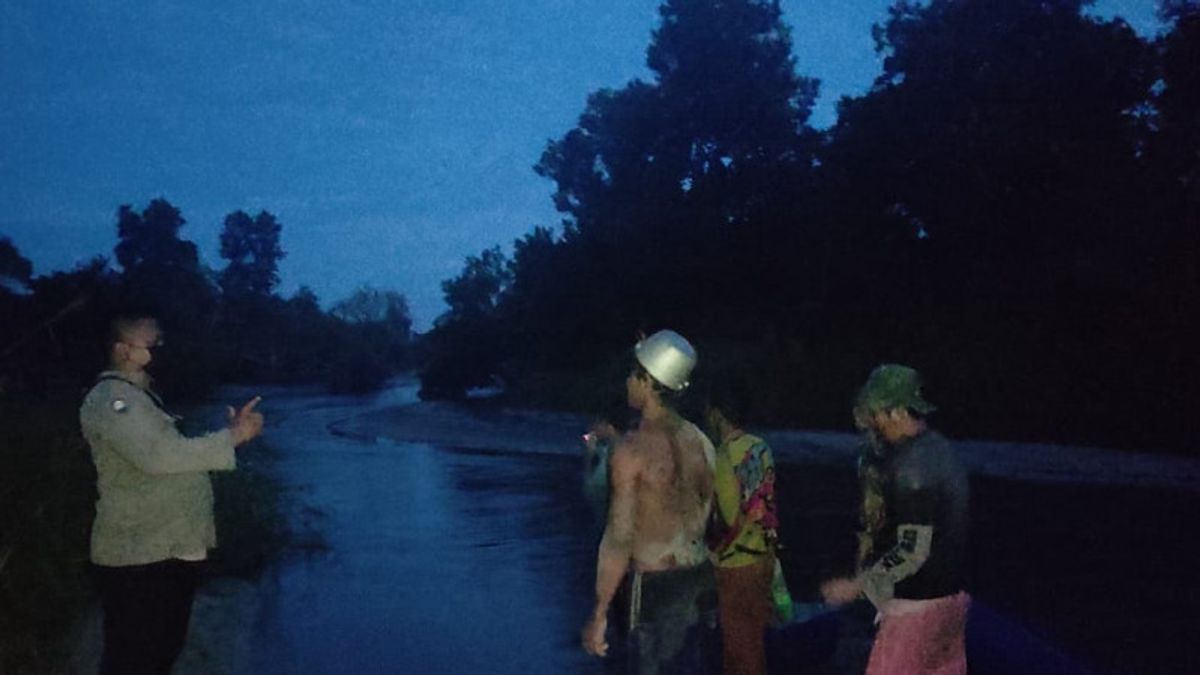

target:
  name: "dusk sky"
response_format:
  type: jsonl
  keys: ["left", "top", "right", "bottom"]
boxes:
{"left": 0, "top": 0, "right": 1162, "bottom": 330}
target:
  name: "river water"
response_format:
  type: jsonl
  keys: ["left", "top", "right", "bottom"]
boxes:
{"left": 247, "top": 381, "right": 608, "bottom": 674}
{"left": 235, "top": 379, "right": 1200, "bottom": 675}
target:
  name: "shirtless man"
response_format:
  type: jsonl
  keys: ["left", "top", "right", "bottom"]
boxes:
{"left": 581, "top": 330, "right": 717, "bottom": 674}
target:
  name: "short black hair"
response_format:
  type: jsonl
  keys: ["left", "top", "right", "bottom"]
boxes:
{"left": 702, "top": 375, "right": 754, "bottom": 428}
{"left": 633, "top": 362, "right": 685, "bottom": 407}
{"left": 107, "top": 310, "right": 158, "bottom": 348}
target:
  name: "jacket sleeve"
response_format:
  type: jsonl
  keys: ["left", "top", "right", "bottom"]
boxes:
{"left": 858, "top": 469, "right": 936, "bottom": 608}
{"left": 88, "top": 387, "right": 237, "bottom": 475}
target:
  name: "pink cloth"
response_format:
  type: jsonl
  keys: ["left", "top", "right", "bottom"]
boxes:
{"left": 866, "top": 592, "right": 970, "bottom": 675}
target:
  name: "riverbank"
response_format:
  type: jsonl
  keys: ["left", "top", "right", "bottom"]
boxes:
{"left": 335, "top": 397, "right": 1200, "bottom": 491}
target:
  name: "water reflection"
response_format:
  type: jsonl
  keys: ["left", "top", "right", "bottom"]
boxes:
{"left": 251, "top": 384, "right": 606, "bottom": 674}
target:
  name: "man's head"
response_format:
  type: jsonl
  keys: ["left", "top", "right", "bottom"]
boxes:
{"left": 626, "top": 329, "right": 696, "bottom": 411}
{"left": 108, "top": 313, "right": 163, "bottom": 374}
{"left": 702, "top": 375, "right": 752, "bottom": 439}
{"left": 854, "top": 364, "right": 934, "bottom": 444}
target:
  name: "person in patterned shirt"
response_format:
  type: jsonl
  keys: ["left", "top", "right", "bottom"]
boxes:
{"left": 704, "top": 377, "right": 778, "bottom": 675}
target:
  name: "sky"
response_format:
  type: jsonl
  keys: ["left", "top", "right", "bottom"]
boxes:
{"left": 0, "top": 0, "right": 1164, "bottom": 330}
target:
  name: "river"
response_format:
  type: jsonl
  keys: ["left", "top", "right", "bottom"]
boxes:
{"left": 231, "top": 378, "right": 1200, "bottom": 675}
{"left": 246, "top": 380, "right": 608, "bottom": 674}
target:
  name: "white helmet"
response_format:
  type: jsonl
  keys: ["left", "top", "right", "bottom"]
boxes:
{"left": 634, "top": 329, "right": 697, "bottom": 391}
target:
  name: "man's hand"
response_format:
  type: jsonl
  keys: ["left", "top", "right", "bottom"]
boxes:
{"left": 228, "top": 396, "right": 264, "bottom": 446}
{"left": 580, "top": 612, "right": 608, "bottom": 657}
{"left": 589, "top": 421, "right": 618, "bottom": 443}
{"left": 820, "top": 576, "right": 862, "bottom": 607}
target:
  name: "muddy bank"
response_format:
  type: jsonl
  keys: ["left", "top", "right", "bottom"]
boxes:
{"left": 335, "top": 399, "right": 1200, "bottom": 491}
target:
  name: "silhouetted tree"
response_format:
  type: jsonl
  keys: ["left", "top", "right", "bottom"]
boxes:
{"left": 419, "top": 246, "right": 512, "bottom": 398}
{"left": 0, "top": 237, "right": 32, "bottom": 295}
{"left": 115, "top": 200, "right": 199, "bottom": 276}
{"left": 817, "top": 0, "right": 1156, "bottom": 440}
{"left": 325, "top": 286, "right": 413, "bottom": 393}
{"left": 218, "top": 210, "right": 285, "bottom": 299}
{"left": 529, "top": 0, "right": 821, "bottom": 341}
{"left": 214, "top": 209, "right": 287, "bottom": 380}
{"left": 113, "top": 199, "right": 219, "bottom": 397}
{"left": 440, "top": 246, "right": 511, "bottom": 321}
{"left": 19, "top": 258, "right": 121, "bottom": 389}
{"left": 331, "top": 286, "right": 411, "bottom": 330}
{"left": 418, "top": 0, "right": 1192, "bottom": 452}
{"left": 1145, "top": 0, "right": 1200, "bottom": 441}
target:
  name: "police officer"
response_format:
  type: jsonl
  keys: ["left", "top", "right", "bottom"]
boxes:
{"left": 80, "top": 313, "right": 263, "bottom": 675}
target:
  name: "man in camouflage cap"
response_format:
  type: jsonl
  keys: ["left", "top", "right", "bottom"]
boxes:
{"left": 80, "top": 312, "right": 264, "bottom": 674}
{"left": 821, "top": 364, "right": 970, "bottom": 675}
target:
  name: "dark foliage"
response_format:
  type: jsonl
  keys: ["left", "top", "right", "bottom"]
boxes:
{"left": 1, "top": 200, "right": 413, "bottom": 399}
{"left": 419, "top": 246, "right": 511, "bottom": 399}
{"left": 218, "top": 210, "right": 285, "bottom": 299}
{"left": 421, "top": 0, "right": 1199, "bottom": 453}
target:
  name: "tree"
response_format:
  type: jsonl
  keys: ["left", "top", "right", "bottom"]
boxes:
{"left": 819, "top": 0, "right": 1161, "bottom": 443}
{"left": 1153, "top": 1, "right": 1200, "bottom": 202}
{"left": 1144, "top": 0, "right": 1200, "bottom": 443}
{"left": 418, "top": 247, "right": 513, "bottom": 399}
{"left": 19, "top": 258, "right": 121, "bottom": 387}
{"left": 438, "top": 246, "right": 511, "bottom": 322}
{"left": 112, "top": 199, "right": 219, "bottom": 397}
{"left": 325, "top": 286, "right": 413, "bottom": 393}
{"left": 114, "top": 199, "right": 200, "bottom": 275}
{"left": 649, "top": 0, "right": 819, "bottom": 175}
{"left": 218, "top": 210, "right": 285, "bottom": 299}
{"left": 0, "top": 237, "right": 33, "bottom": 295}
{"left": 529, "top": 0, "right": 821, "bottom": 341}
{"left": 537, "top": 0, "right": 818, "bottom": 236}
{"left": 330, "top": 286, "right": 412, "bottom": 337}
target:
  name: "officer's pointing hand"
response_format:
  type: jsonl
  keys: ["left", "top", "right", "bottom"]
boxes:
{"left": 229, "top": 396, "right": 265, "bottom": 446}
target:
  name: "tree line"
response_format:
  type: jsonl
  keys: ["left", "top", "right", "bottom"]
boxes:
{"left": 421, "top": 0, "right": 1200, "bottom": 453}
{"left": 1, "top": 198, "right": 413, "bottom": 398}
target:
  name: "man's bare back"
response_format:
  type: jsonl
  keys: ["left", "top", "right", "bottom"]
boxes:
{"left": 582, "top": 331, "right": 715, "bottom": 661}
{"left": 608, "top": 416, "right": 716, "bottom": 571}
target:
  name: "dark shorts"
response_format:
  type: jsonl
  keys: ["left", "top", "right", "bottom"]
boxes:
{"left": 627, "top": 561, "right": 720, "bottom": 675}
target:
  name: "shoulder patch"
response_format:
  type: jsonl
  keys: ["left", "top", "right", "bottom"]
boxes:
{"left": 110, "top": 399, "right": 128, "bottom": 413}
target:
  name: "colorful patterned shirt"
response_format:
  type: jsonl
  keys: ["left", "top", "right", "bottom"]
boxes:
{"left": 712, "top": 433, "right": 777, "bottom": 567}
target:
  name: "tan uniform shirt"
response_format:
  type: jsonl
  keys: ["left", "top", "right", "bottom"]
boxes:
{"left": 80, "top": 372, "right": 237, "bottom": 566}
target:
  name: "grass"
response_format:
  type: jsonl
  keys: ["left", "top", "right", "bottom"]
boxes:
{"left": 0, "top": 393, "right": 96, "bottom": 674}
{"left": 210, "top": 442, "right": 294, "bottom": 579}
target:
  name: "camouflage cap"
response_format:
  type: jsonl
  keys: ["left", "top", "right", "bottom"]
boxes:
{"left": 856, "top": 364, "right": 937, "bottom": 414}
